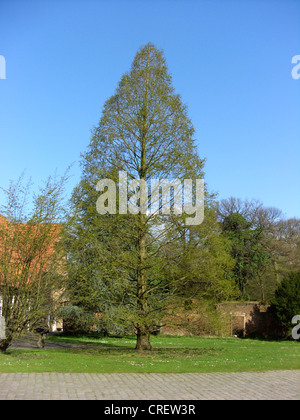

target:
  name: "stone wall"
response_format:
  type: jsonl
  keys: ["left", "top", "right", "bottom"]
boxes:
{"left": 217, "top": 301, "right": 282, "bottom": 338}
{"left": 159, "top": 301, "right": 283, "bottom": 338}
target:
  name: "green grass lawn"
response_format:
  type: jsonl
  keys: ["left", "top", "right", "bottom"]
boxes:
{"left": 0, "top": 334, "right": 299, "bottom": 373}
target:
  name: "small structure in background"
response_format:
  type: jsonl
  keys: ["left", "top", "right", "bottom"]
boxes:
{"left": 218, "top": 301, "right": 282, "bottom": 339}
{"left": 230, "top": 313, "right": 246, "bottom": 337}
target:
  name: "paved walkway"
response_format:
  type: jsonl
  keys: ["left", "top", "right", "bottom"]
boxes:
{"left": 0, "top": 370, "right": 299, "bottom": 400}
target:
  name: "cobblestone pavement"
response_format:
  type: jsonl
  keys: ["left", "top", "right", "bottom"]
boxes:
{"left": 0, "top": 370, "right": 299, "bottom": 400}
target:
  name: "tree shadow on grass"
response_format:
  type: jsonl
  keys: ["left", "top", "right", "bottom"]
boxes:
{"left": 9, "top": 333, "right": 136, "bottom": 351}
{"left": 8, "top": 333, "right": 225, "bottom": 359}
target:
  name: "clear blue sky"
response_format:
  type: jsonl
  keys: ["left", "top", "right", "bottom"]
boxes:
{"left": 0, "top": 0, "right": 299, "bottom": 218}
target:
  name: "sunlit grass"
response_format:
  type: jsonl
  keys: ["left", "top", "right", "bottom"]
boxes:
{"left": 0, "top": 334, "right": 299, "bottom": 373}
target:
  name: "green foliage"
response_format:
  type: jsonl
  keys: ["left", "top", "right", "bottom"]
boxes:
{"left": 271, "top": 271, "right": 300, "bottom": 336}
{"left": 165, "top": 208, "right": 237, "bottom": 302}
{"left": 222, "top": 212, "right": 270, "bottom": 298}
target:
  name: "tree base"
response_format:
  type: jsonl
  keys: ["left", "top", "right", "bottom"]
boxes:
{"left": 135, "top": 328, "right": 152, "bottom": 351}
{"left": 0, "top": 339, "right": 11, "bottom": 354}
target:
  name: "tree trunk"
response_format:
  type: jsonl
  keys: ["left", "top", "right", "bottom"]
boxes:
{"left": 135, "top": 214, "right": 152, "bottom": 351}
{"left": 37, "top": 334, "right": 46, "bottom": 349}
{"left": 0, "top": 337, "right": 11, "bottom": 354}
{"left": 135, "top": 51, "right": 152, "bottom": 352}
{"left": 136, "top": 325, "right": 152, "bottom": 351}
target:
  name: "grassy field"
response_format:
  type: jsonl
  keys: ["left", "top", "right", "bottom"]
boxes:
{"left": 0, "top": 334, "right": 299, "bottom": 373}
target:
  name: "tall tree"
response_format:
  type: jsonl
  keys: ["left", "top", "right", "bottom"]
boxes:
{"left": 66, "top": 43, "right": 206, "bottom": 350}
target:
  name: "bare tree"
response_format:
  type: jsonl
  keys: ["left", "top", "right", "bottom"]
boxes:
{"left": 0, "top": 174, "right": 67, "bottom": 353}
